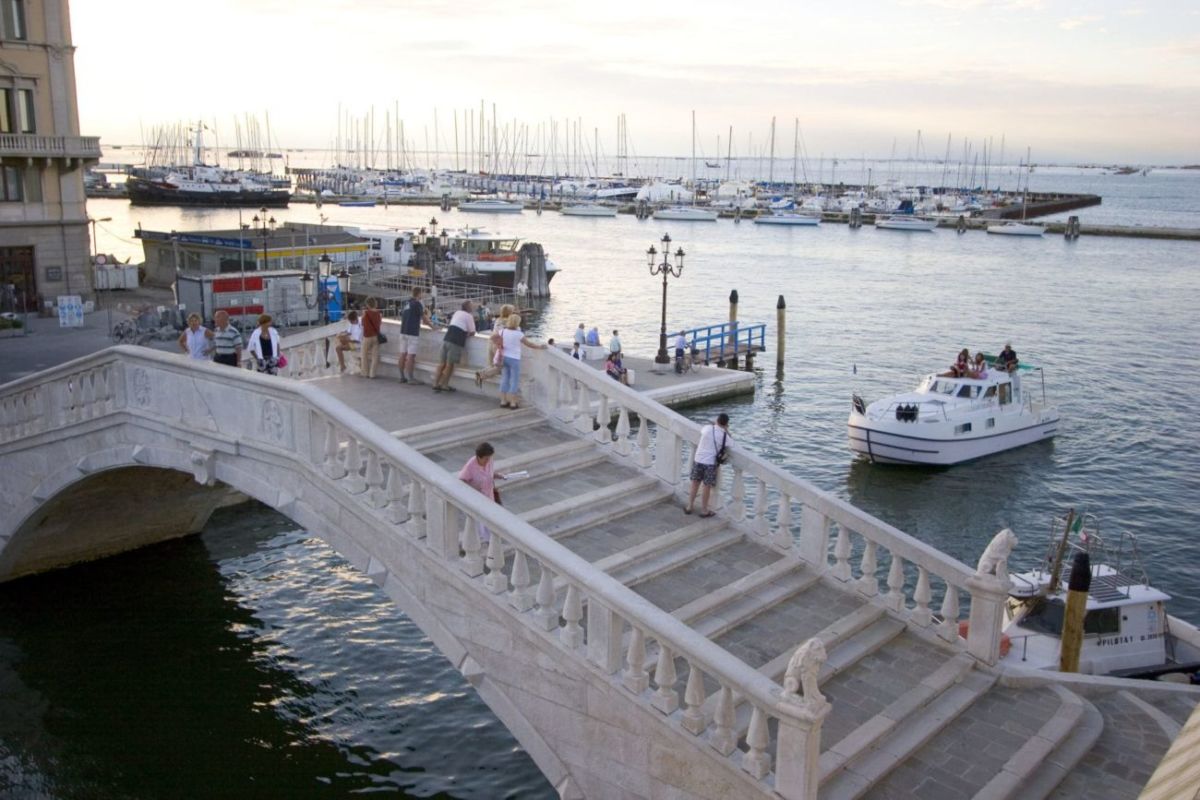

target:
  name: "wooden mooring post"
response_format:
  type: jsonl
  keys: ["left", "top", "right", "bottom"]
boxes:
{"left": 726, "top": 290, "right": 739, "bottom": 369}
{"left": 777, "top": 295, "right": 786, "bottom": 370}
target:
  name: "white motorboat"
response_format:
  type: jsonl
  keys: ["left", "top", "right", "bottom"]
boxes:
{"left": 875, "top": 214, "right": 937, "bottom": 232}
{"left": 653, "top": 205, "right": 718, "bottom": 222}
{"left": 442, "top": 227, "right": 559, "bottom": 288}
{"left": 848, "top": 357, "right": 1058, "bottom": 465}
{"left": 459, "top": 199, "right": 524, "bottom": 213}
{"left": 999, "top": 511, "right": 1200, "bottom": 678}
{"left": 754, "top": 211, "right": 821, "bottom": 226}
{"left": 560, "top": 203, "right": 617, "bottom": 217}
{"left": 987, "top": 221, "right": 1045, "bottom": 237}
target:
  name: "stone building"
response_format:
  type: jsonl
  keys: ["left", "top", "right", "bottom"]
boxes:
{"left": 0, "top": 0, "right": 100, "bottom": 312}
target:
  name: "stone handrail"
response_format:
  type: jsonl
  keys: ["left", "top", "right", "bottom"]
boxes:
{"left": 0, "top": 346, "right": 825, "bottom": 798}
{"left": 0, "top": 133, "right": 102, "bottom": 157}
{"left": 533, "top": 347, "right": 1002, "bottom": 663}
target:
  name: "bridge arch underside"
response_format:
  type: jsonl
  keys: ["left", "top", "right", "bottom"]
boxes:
{"left": 1, "top": 420, "right": 746, "bottom": 799}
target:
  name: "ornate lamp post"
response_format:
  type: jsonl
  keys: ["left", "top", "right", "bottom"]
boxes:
{"left": 252, "top": 207, "right": 276, "bottom": 270}
{"left": 647, "top": 233, "right": 685, "bottom": 365}
{"left": 300, "top": 252, "right": 333, "bottom": 324}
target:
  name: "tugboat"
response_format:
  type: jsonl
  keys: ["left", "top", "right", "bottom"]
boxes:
{"left": 848, "top": 354, "right": 1058, "bottom": 465}
{"left": 1000, "top": 511, "right": 1200, "bottom": 679}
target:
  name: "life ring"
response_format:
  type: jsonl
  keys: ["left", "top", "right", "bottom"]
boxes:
{"left": 958, "top": 621, "right": 1012, "bottom": 658}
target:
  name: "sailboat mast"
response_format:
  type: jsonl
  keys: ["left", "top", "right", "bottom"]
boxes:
{"left": 768, "top": 116, "right": 776, "bottom": 184}
{"left": 792, "top": 118, "right": 799, "bottom": 201}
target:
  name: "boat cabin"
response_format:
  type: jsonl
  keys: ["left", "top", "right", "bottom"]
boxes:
{"left": 448, "top": 229, "right": 520, "bottom": 262}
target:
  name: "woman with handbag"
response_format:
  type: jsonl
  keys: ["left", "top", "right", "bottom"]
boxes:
{"left": 475, "top": 305, "right": 514, "bottom": 387}
{"left": 247, "top": 314, "right": 283, "bottom": 375}
{"left": 458, "top": 442, "right": 506, "bottom": 544}
{"left": 684, "top": 412, "right": 731, "bottom": 518}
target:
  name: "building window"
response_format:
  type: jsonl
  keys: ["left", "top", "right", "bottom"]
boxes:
{"left": 0, "top": 245, "right": 36, "bottom": 311}
{"left": 0, "top": 0, "right": 26, "bottom": 41}
{"left": 1, "top": 166, "right": 24, "bottom": 201}
{"left": 0, "top": 88, "right": 36, "bottom": 134}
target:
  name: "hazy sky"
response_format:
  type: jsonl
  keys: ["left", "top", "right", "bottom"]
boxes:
{"left": 71, "top": 0, "right": 1199, "bottom": 164}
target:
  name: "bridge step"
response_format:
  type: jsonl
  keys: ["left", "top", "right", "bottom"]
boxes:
{"left": 757, "top": 604, "right": 891, "bottom": 685}
{"left": 609, "top": 528, "right": 744, "bottom": 590}
{"left": 819, "top": 669, "right": 997, "bottom": 800}
{"left": 520, "top": 475, "right": 663, "bottom": 527}
{"left": 400, "top": 410, "right": 544, "bottom": 452}
{"left": 543, "top": 487, "right": 679, "bottom": 542}
{"left": 688, "top": 565, "right": 820, "bottom": 640}
{"left": 388, "top": 405, "right": 536, "bottom": 440}
{"left": 589, "top": 515, "right": 730, "bottom": 578}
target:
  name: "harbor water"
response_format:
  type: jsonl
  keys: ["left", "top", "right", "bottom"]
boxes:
{"left": 3, "top": 172, "right": 1199, "bottom": 797}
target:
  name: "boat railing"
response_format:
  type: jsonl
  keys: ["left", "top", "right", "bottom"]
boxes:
{"left": 878, "top": 399, "right": 951, "bottom": 422}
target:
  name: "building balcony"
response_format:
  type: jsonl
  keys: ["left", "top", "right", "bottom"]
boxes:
{"left": 0, "top": 134, "right": 102, "bottom": 165}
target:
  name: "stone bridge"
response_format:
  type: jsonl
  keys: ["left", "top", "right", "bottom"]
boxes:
{"left": 1, "top": 327, "right": 1198, "bottom": 800}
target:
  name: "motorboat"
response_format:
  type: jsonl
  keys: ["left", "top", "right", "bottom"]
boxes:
{"left": 987, "top": 221, "right": 1045, "bottom": 237}
{"left": 653, "top": 206, "right": 718, "bottom": 222}
{"left": 1000, "top": 511, "right": 1200, "bottom": 679}
{"left": 875, "top": 214, "right": 937, "bottom": 232}
{"left": 560, "top": 203, "right": 617, "bottom": 217}
{"left": 442, "top": 228, "right": 559, "bottom": 288}
{"left": 754, "top": 211, "right": 821, "bottom": 226}
{"left": 848, "top": 356, "right": 1058, "bottom": 465}
{"left": 459, "top": 199, "right": 524, "bottom": 213}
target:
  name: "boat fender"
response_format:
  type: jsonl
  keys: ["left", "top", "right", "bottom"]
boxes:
{"left": 853, "top": 394, "right": 866, "bottom": 415}
{"left": 958, "top": 621, "right": 1012, "bottom": 658}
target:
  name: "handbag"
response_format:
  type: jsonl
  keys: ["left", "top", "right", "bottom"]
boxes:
{"left": 492, "top": 487, "right": 502, "bottom": 505}
{"left": 715, "top": 429, "right": 729, "bottom": 465}
{"left": 377, "top": 332, "right": 388, "bottom": 344}
{"left": 276, "top": 354, "right": 288, "bottom": 368}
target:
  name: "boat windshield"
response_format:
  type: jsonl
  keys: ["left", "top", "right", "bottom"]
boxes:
{"left": 928, "top": 379, "right": 958, "bottom": 395}
{"left": 1017, "top": 597, "right": 1121, "bottom": 637}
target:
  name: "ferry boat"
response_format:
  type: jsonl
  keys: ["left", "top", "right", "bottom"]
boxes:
{"left": 560, "top": 203, "right": 617, "bottom": 217}
{"left": 1000, "top": 511, "right": 1200, "bottom": 679}
{"left": 443, "top": 228, "right": 559, "bottom": 287}
{"left": 126, "top": 164, "right": 289, "bottom": 207}
{"left": 848, "top": 356, "right": 1058, "bottom": 465}
{"left": 653, "top": 205, "right": 718, "bottom": 222}
{"left": 459, "top": 199, "right": 524, "bottom": 213}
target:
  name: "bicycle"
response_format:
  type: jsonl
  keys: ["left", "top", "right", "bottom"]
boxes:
{"left": 111, "top": 319, "right": 139, "bottom": 344}
{"left": 675, "top": 348, "right": 700, "bottom": 374}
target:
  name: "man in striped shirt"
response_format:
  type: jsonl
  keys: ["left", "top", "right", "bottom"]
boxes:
{"left": 211, "top": 310, "right": 243, "bottom": 367}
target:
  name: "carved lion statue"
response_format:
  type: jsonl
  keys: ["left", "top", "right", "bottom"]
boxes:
{"left": 783, "top": 637, "right": 826, "bottom": 705}
{"left": 975, "top": 528, "right": 1018, "bottom": 581}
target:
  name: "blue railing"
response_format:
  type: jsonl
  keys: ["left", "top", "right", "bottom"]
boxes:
{"left": 682, "top": 322, "right": 766, "bottom": 365}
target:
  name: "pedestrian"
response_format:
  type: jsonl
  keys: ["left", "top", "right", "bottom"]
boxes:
{"left": 684, "top": 413, "right": 731, "bottom": 517}
{"left": 211, "top": 310, "right": 243, "bottom": 367}
{"left": 674, "top": 330, "right": 688, "bottom": 373}
{"left": 335, "top": 310, "right": 363, "bottom": 373}
{"left": 574, "top": 323, "right": 587, "bottom": 346}
{"left": 360, "top": 297, "right": 383, "bottom": 379}
{"left": 433, "top": 300, "right": 476, "bottom": 392}
{"left": 178, "top": 313, "right": 211, "bottom": 361}
{"left": 571, "top": 341, "right": 583, "bottom": 360}
{"left": 586, "top": 326, "right": 601, "bottom": 346}
{"left": 498, "top": 313, "right": 548, "bottom": 410}
{"left": 247, "top": 314, "right": 283, "bottom": 375}
{"left": 474, "top": 304, "right": 513, "bottom": 387}
{"left": 606, "top": 351, "right": 629, "bottom": 385}
{"left": 397, "top": 286, "right": 433, "bottom": 384}
{"left": 608, "top": 329, "right": 622, "bottom": 355}
{"left": 458, "top": 441, "right": 505, "bottom": 544}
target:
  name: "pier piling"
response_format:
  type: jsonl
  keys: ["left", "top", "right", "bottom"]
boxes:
{"left": 776, "top": 295, "right": 786, "bottom": 370}
{"left": 726, "top": 290, "right": 739, "bottom": 369}
{"left": 1059, "top": 552, "right": 1091, "bottom": 673}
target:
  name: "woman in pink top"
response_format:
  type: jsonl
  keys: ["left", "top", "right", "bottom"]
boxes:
{"left": 458, "top": 442, "right": 505, "bottom": 543}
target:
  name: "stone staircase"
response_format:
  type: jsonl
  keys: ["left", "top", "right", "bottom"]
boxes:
{"left": 390, "top": 393, "right": 1196, "bottom": 799}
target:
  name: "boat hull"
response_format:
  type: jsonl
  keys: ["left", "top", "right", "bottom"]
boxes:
{"left": 848, "top": 411, "right": 1058, "bottom": 465}
{"left": 987, "top": 223, "right": 1045, "bottom": 237}
{"left": 875, "top": 217, "right": 937, "bottom": 231}
{"left": 653, "top": 207, "right": 718, "bottom": 221}
{"left": 560, "top": 205, "right": 617, "bottom": 217}
{"left": 126, "top": 177, "right": 290, "bottom": 207}
{"left": 459, "top": 202, "right": 524, "bottom": 213}
{"left": 754, "top": 214, "right": 820, "bottom": 226}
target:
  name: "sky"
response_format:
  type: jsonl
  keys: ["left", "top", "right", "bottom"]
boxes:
{"left": 70, "top": 0, "right": 1200, "bottom": 165}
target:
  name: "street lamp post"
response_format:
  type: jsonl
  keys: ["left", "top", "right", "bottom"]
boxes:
{"left": 87, "top": 216, "right": 112, "bottom": 264}
{"left": 252, "top": 207, "right": 276, "bottom": 271}
{"left": 647, "top": 233, "right": 685, "bottom": 365}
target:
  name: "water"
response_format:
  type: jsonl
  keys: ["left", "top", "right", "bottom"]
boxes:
{"left": 5, "top": 176, "right": 1200, "bottom": 796}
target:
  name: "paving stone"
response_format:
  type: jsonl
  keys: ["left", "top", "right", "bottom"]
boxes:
{"left": 557, "top": 499, "right": 694, "bottom": 563}
{"left": 1049, "top": 693, "right": 1173, "bottom": 800}
{"left": 632, "top": 539, "right": 781, "bottom": 612}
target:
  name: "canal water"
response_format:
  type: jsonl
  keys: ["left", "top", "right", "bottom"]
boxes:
{"left": 2, "top": 169, "right": 1199, "bottom": 797}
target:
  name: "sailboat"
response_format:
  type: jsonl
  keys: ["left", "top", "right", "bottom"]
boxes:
{"left": 755, "top": 119, "right": 820, "bottom": 227}
{"left": 655, "top": 112, "right": 718, "bottom": 222}
{"left": 988, "top": 147, "right": 1044, "bottom": 237}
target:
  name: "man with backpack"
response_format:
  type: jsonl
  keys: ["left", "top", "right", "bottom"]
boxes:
{"left": 397, "top": 287, "right": 433, "bottom": 383}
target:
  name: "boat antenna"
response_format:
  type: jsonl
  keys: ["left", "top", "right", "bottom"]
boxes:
{"left": 1046, "top": 507, "right": 1077, "bottom": 594}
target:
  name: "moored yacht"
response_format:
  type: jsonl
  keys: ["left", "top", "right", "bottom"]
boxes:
{"left": 560, "top": 203, "right": 617, "bottom": 217}
{"left": 875, "top": 214, "right": 937, "bottom": 231}
{"left": 653, "top": 205, "right": 718, "bottom": 222}
{"left": 753, "top": 210, "right": 821, "bottom": 226}
{"left": 459, "top": 198, "right": 524, "bottom": 213}
{"left": 987, "top": 221, "right": 1045, "bottom": 237}
{"left": 848, "top": 356, "right": 1058, "bottom": 465}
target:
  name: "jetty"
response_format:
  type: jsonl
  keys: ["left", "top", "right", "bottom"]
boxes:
{"left": 2, "top": 323, "right": 1198, "bottom": 799}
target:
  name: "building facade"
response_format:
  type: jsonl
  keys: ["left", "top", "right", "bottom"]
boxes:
{"left": 0, "top": 0, "right": 100, "bottom": 312}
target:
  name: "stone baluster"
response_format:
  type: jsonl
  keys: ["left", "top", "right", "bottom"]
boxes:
{"left": 509, "top": 549, "right": 534, "bottom": 611}
{"left": 752, "top": 479, "right": 769, "bottom": 537}
{"left": 709, "top": 685, "right": 737, "bottom": 756}
{"left": 587, "top": 601, "right": 622, "bottom": 673}
{"left": 622, "top": 626, "right": 649, "bottom": 693}
{"left": 774, "top": 492, "right": 793, "bottom": 550}
{"left": 654, "top": 426, "right": 681, "bottom": 484}
{"left": 799, "top": 505, "right": 832, "bottom": 572}
{"left": 574, "top": 384, "right": 592, "bottom": 434}
{"left": 775, "top": 704, "right": 831, "bottom": 800}
{"left": 555, "top": 372, "right": 574, "bottom": 421}
{"left": 885, "top": 553, "right": 906, "bottom": 611}
{"left": 63, "top": 375, "right": 79, "bottom": 424}
{"left": 856, "top": 540, "right": 879, "bottom": 597}
{"left": 484, "top": 534, "right": 507, "bottom": 593}
{"left": 681, "top": 664, "right": 707, "bottom": 734}
{"left": 323, "top": 421, "right": 347, "bottom": 479}
{"left": 342, "top": 436, "right": 367, "bottom": 494}
{"left": 560, "top": 585, "right": 583, "bottom": 648}
{"left": 534, "top": 564, "right": 558, "bottom": 631}
{"left": 742, "top": 706, "right": 772, "bottom": 779}
{"left": 831, "top": 527, "right": 852, "bottom": 581}
{"left": 614, "top": 407, "right": 631, "bottom": 456}
{"left": 938, "top": 583, "right": 961, "bottom": 642}
{"left": 593, "top": 394, "right": 610, "bottom": 444}
{"left": 636, "top": 419, "right": 652, "bottom": 469}
{"left": 460, "top": 514, "right": 484, "bottom": 576}
{"left": 729, "top": 468, "right": 746, "bottom": 521}
{"left": 384, "top": 465, "right": 409, "bottom": 524}
{"left": 651, "top": 646, "right": 678, "bottom": 714}
{"left": 365, "top": 449, "right": 388, "bottom": 508}
{"left": 80, "top": 369, "right": 96, "bottom": 419}
{"left": 98, "top": 366, "right": 114, "bottom": 414}
{"left": 406, "top": 480, "right": 426, "bottom": 538}
{"left": 911, "top": 567, "right": 933, "bottom": 627}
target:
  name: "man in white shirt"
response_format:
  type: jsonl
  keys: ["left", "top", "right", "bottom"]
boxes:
{"left": 574, "top": 323, "right": 587, "bottom": 346}
{"left": 433, "top": 300, "right": 477, "bottom": 391}
{"left": 674, "top": 330, "right": 688, "bottom": 373}
{"left": 608, "top": 329, "right": 622, "bottom": 355}
{"left": 684, "top": 413, "right": 731, "bottom": 517}
{"left": 178, "top": 313, "right": 211, "bottom": 361}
